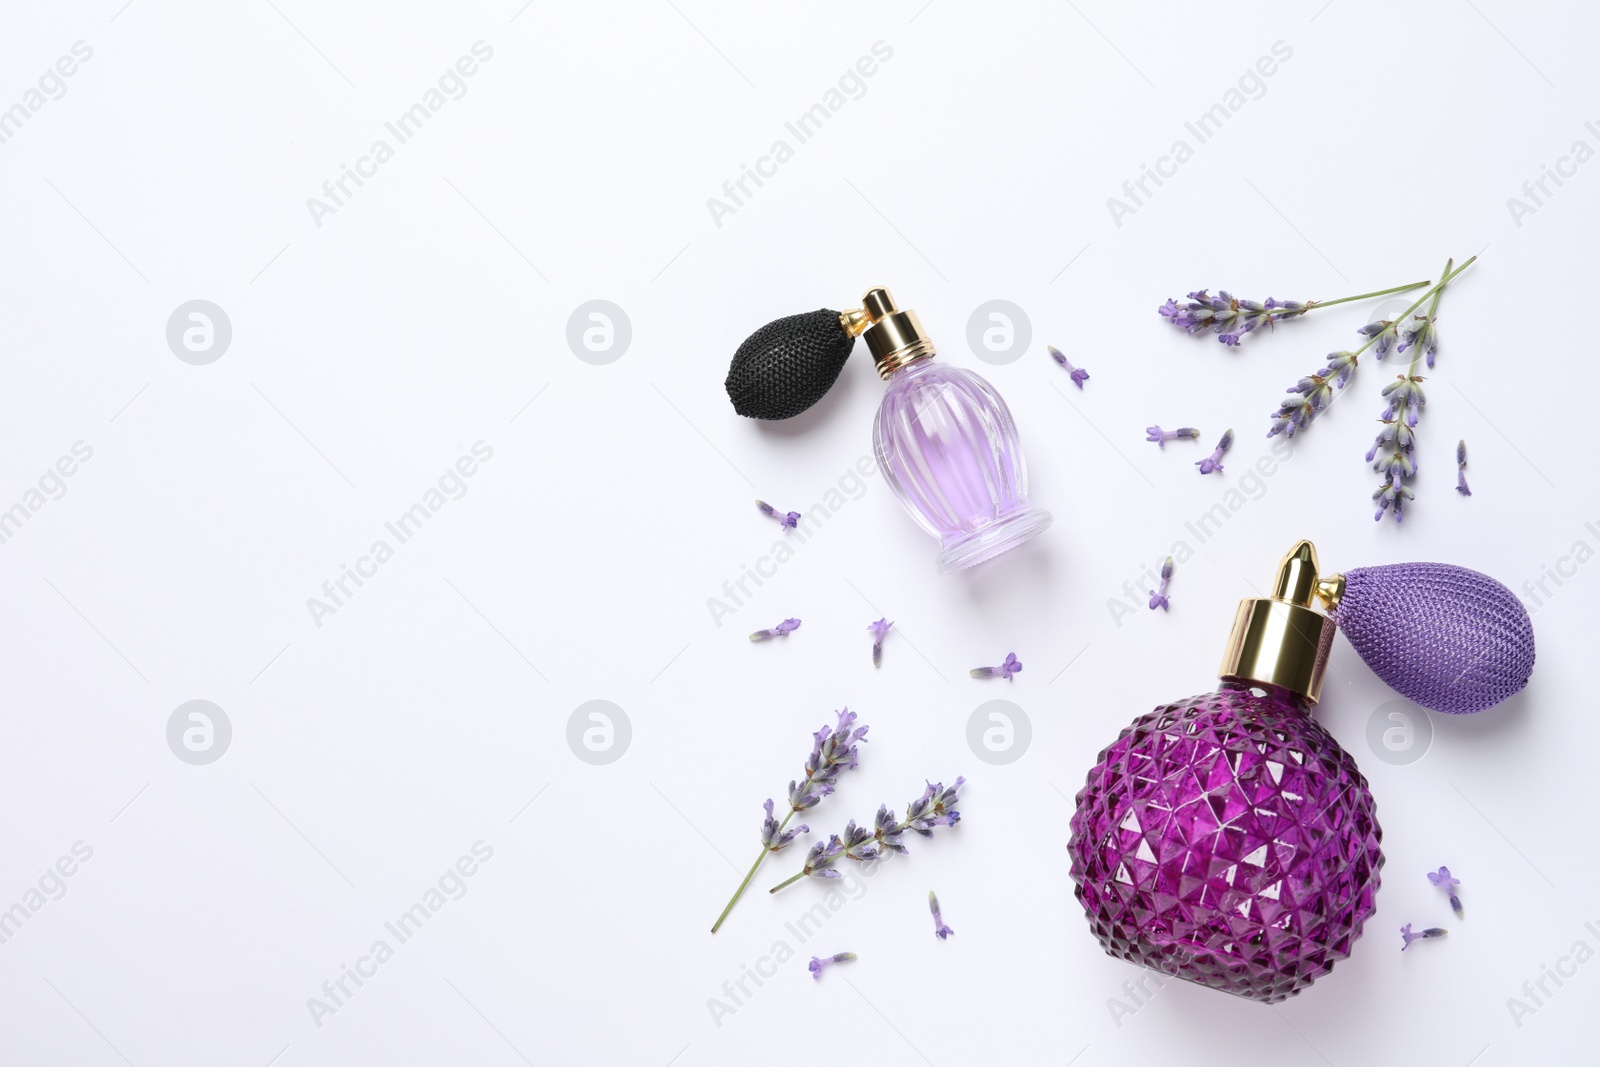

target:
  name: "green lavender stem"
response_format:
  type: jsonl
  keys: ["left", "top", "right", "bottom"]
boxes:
{"left": 768, "top": 869, "right": 808, "bottom": 894}
{"left": 1304, "top": 278, "right": 1433, "bottom": 310}
{"left": 709, "top": 808, "right": 796, "bottom": 933}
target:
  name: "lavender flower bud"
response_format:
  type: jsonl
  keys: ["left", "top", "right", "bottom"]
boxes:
{"left": 802, "top": 835, "right": 845, "bottom": 878}
{"left": 760, "top": 798, "right": 808, "bottom": 852}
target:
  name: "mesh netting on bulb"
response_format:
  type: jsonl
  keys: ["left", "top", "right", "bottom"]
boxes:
{"left": 725, "top": 309, "right": 854, "bottom": 420}
{"left": 1336, "top": 562, "right": 1535, "bottom": 714}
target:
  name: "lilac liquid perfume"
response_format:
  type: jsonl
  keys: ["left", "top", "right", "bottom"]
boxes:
{"left": 864, "top": 291, "right": 1051, "bottom": 572}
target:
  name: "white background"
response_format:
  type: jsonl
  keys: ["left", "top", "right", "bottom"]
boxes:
{"left": 1, "top": 1, "right": 1595, "bottom": 1064}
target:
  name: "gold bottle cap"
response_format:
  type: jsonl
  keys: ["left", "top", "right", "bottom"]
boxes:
{"left": 840, "top": 287, "right": 936, "bottom": 379}
{"left": 1218, "top": 540, "right": 1338, "bottom": 704}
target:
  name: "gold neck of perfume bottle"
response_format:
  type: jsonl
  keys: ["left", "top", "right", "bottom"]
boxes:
{"left": 1219, "top": 540, "right": 1340, "bottom": 705}
{"left": 840, "top": 287, "right": 936, "bottom": 379}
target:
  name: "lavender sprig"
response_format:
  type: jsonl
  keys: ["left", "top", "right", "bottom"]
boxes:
{"left": 1455, "top": 440, "right": 1472, "bottom": 497}
{"left": 1369, "top": 258, "right": 1457, "bottom": 523}
{"left": 769, "top": 778, "right": 965, "bottom": 893}
{"left": 868, "top": 618, "right": 893, "bottom": 667}
{"left": 929, "top": 890, "right": 954, "bottom": 940}
{"left": 1266, "top": 350, "right": 1359, "bottom": 439}
{"left": 1159, "top": 280, "right": 1429, "bottom": 346}
{"left": 1367, "top": 374, "right": 1424, "bottom": 522}
{"left": 1146, "top": 426, "right": 1200, "bottom": 448}
{"left": 756, "top": 499, "right": 801, "bottom": 530}
{"left": 808, "top": 952, "right": 856, "bottom": 980}
{"left": 1048, "top": 345, "right": 1089, "bottom": 387}
{"left": 1160, "top": 291, "right": 1289, "bottom": 345}
{"left": 1428, "top": 866, "right": 1464, "bottom": 919}
{"left": 970, "top": 652, "right": 1021, "bottom": 681}
{"left": 710, "top": 708, "right": 869, "bottom": 933}
{"left": 1400, "top": 923, "right": 1448, "bottom": 951}
{"left": 1266, "top": 258, "right": 1474, "bottom": 441}
{"left": 1148, "top": 556, "right": 1174, "bottom": 611}
{"left": 1196, "top": 429, "right": 1233, "bottom": 475}
{"left": 749, "top": 618, "right": 801, "bottom": 641}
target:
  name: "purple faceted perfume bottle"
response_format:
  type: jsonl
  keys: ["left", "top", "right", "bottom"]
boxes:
{"left": 1068, "top": 542, "right": 1382, "bottom": 1003}
{"left": 726, "top": 287, "right": 1049, "bottom": 572}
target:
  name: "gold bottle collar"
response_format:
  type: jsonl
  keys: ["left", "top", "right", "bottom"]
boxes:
{"left": 1218, "top": 540, "right": 1344, "bottom": 705}
{"left": 840, "top": 287, "right": 936, "bottom": 379}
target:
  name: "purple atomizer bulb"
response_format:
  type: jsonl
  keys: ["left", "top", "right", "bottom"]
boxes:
{"left": 1323, "top": 561, "right": 1534, "bottom": 714}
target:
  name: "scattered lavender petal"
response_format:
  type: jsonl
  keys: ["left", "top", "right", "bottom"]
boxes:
{"left": 1148, "top": 556, "right": 1174, "bottom": 611}
{"left": 929, "top": 890, "right": 954, "bottom": 940}
{"left": 1196, "top": 429, "right": 1233, "bottom": 475}
{"left": 1456, "top": 440, "right": 1472, "bottom": 497}
{"left": 868, "top": 618, "right": 893, "bottom": 668}
{"left": 1427, "top": 866, "right": 1465, "bottom": 919}
{"left": 749, "top": 618, "right": 801, "bottom": 641}
{"left": 1146, "top": 426, "right": 1201, "bottom": 448}
{"left": 1048, "top": 345, "right": 1090, "bottom": 388}
{"left": 808, "top": 951, "right": 857, "bottom": 980}
{"left": 756, "top": 499, "right": 801, "bottom": 531}
{"left": 970, "top": 652, "right": 1022, "bottom": 681}
{"left": 1400, "top": 923, "right": 1448, "bottom": 951}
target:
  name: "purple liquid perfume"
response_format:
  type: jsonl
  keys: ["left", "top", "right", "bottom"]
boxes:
{"left": 727, "top": 287, "right": 1050, "bottom": 572}
{"left": 1068, "top": 542, "right": 1382, "bottom": 1003}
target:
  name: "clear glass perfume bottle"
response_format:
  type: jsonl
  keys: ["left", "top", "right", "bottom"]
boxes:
{"left": 1067, "top": 542, "right": 1383, "bottom": 1003}
{"left": 856, "top": 289, "right": 1051, "bottom": 573}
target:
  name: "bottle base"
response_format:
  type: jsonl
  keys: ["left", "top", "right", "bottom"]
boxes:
{"left": 935, "top": 507, "right": 1052, "bottom": 574}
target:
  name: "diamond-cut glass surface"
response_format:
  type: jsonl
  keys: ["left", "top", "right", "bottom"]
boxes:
{"left": 1067, "top": 684, "right": 1383, "bottom": 1003}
